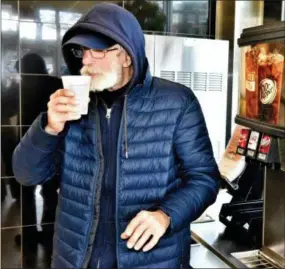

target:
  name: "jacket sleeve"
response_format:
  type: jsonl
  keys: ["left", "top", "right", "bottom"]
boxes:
{"left": 12, "top": 112, "right": 65, "bottom": 186}
{"left": 154, "top": 95, "right": 221, "bottom": 234}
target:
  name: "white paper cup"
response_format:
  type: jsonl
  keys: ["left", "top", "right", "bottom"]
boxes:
{"left": 61, "top": 76, "right": 91, "bottom": 115}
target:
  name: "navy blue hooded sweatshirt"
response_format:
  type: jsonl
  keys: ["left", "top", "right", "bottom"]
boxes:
{"left": 13, "top": 2, "right": 220, "bottom": 268}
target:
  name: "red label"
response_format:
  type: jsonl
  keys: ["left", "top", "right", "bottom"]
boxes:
{"left": 259, "top": 134, "right": 271, "bottom": 154}
{"left": 238, "top": 128, "right": 250, "bottom": 148}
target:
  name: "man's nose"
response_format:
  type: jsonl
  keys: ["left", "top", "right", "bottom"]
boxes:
{"left": 82, "top": 50, "right": 95, "bottom": 66}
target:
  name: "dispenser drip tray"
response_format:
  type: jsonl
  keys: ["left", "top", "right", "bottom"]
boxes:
{"left": 231, "top": 250, "right": 282, "bottom": 268}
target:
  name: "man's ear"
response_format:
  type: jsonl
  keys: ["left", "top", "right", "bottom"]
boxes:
{"left": 123, "top": 55, "right": 132, "bottom": 68}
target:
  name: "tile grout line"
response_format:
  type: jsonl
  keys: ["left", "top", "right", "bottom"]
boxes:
{"left": 1, "top": 125, "right": 31, "bottom": 127}
{"left": 1, "top": 72, "right": 62, "bottom": 76}
{"left": 1, "top": 222, "right": 55, "bottom": 230}
{"left": 17, "top": 0, "right": 23, "bottom": 265}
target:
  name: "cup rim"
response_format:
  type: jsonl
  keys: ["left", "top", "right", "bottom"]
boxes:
{"left": 62, "top": 75, "right": 90, "bottom": 77}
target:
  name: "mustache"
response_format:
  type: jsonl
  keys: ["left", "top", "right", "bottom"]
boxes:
{"left": 80, "top": 65, "right": 103, "bottom": 75}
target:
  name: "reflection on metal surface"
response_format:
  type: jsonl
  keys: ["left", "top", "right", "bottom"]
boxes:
{"left": 231, "top": 250, "right": 281, "bottom": 268}
{"left": 39, "top": 10, "right": 56, "bottom": 23}
{"left": 281, "top": 1, "right": 285, "bottom": 21}
{"left": 191, "top": 226, "right": 242, "bottom": 269}
{"left": 215, "top": 0, "right": 235, "bottom": 41}
{"left": 191, "top": 242, "right": 230, "bottom": 268}
{"left": 20, "top": 21, "right": 36, "bottom": 40}
{"left": 263, "top": 168, "right": 285, "bottom": 267}
{"left": 153, "top": 35, "right": 229, "bottom": 162}
{"left": 59, "top": 11, "right": 81, "bottom": 24}
{"left": 192, "top": 213, "right": 214, "bottom": 224}
{"left": 171, "top": 1, "right": 209, "bottom": 37}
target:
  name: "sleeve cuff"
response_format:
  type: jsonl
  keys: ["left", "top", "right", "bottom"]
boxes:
{"left": 28, "top": 113, "right": 65, "bottom": 153}
{"left": 147, "top": 205, "right": 174, "bottom": 236}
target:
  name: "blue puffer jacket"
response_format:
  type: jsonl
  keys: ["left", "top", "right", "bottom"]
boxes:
{"left": 12, "top": 3, "right": 220, "bottom": 269}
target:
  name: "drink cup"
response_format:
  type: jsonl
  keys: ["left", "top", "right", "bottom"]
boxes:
{"left": 61, "top": 75, "right": 91, "bottom": 115}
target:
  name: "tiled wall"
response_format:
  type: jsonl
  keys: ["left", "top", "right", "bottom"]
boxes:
{"left": 1, "top": 1, "right": 212, "bottom": 268}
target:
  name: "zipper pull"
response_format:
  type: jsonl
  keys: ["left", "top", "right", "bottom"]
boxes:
{"left": 106, "top": 108, "right": 112, "bottom": 119}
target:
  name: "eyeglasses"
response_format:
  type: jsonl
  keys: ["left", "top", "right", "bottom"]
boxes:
{"left": 72, "top": 46, "right": 120, "bottom": 59}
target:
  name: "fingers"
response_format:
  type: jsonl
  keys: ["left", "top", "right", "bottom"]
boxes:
{"left": 50, "top": 88, "right": 75, "bottom": 99}
{"left": 142, "top": 234, "right": 160, "bottom": 252}
{"left": 126, "top": 223, "right": 148, "bottom": 249}
{"left": 122, "top": 210, "right": 170, "bottom": 252}
{"left": 48, "top": 89, "right": 81, "bottom": 115}
{"left": 121, "top": 213, "right": 144, "bottom": 239}
{"left": 133, "top": 229, "right": 152, "bottom": 251}
{"left": 54, "top": 96, "right": 80, "bottom": 106}
{"left": 45, "top": 89, "right": 82, "bottom": 134}
{"left": 52, "top": 104, "right": 81, "bottom": 113}
{"left": 52, "top": 112, "right": 81, "bottom": 122}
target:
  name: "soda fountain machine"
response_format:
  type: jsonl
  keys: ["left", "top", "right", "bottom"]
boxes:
{"left": 219, "top": 21, "right": 285, "bottom": 268}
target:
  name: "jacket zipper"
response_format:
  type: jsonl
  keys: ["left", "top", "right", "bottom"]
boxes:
{"left": 91, "top": 106, "right": 104, "bottom": 269}
{"left": 99, "top": 95, "right": 127, "bottom": 268}
{"left": 96, "top": 99, "right": 111, "bottom": 269}
{"left": 97, "top": 258, "right": 101, "bottom": 269}
{"left": 81, "top": 98, "right": 104, "bottom": 269}
{"left": 101, "top": 98, "right": 112, "bottom": 126}
{"left": 115, "top": 96, "right": 128, "bottom": 269}
{"left": 106, "top": 108, "right": 112, "bottom": 124}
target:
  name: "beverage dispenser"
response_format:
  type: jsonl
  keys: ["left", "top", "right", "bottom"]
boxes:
{"left": 220, "top": 21, "right": 285, "bottom": 268}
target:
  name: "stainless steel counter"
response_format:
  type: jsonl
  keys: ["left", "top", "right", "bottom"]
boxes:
{"left": 191, "top": 221, "right": 257, "bottom": 268}
{"left": 190, "top": 242, "right": 230, "bottom": 268}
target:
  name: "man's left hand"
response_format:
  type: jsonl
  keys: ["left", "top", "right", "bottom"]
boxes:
{"left": 121, "top": 210, "right": 170, "bottom": 252}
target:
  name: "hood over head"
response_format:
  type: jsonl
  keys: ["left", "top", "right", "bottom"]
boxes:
{"left": 62, "top": 3, "right": 147, "bottom": 90}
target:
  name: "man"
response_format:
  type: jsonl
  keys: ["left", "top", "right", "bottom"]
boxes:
{"left": 13, "top": 3, "right": 220, "bottom": 269}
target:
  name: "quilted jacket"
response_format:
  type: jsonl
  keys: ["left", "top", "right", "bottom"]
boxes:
{"left": 12, "top": 3, "right": 220, "bottom": 268}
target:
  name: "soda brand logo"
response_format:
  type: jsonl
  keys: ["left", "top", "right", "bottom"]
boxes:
{"left": 260, "top": 136, "right": 271, "bottom": 147}
{"left": 260, "top": 78, "right": 277, "bottom": 105}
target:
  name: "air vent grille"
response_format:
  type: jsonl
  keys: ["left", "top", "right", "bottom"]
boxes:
{"left": 209, "top": 73, "right": 223, "bottom": 91}
{"left": 177, "top": 71, "right": 192, "bottom": 88}
{"left": 193, "top": 72, "right": 207, "bottom": 91}
{"left": 160, "top": 71, "right": 175, "bottom": 82}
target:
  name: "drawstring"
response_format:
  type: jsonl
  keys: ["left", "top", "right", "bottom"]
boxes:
{"left": 123, "top": 94, "right": 129, "bottom": 159}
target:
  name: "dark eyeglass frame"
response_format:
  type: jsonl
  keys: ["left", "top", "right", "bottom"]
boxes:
{"left": 72, "top": 46, "right": 120, "bottom": 59}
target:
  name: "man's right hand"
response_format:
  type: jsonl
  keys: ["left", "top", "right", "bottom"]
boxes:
{"left": 45, "top": 89, "right": 82, "bottom": 135}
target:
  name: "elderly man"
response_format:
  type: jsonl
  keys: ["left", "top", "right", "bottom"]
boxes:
{"left": 13, "top": 3, "right": 220, "bottom": 269}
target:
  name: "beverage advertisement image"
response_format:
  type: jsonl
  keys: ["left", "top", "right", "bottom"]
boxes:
{"left": 239, "top": 41, "right": 285, "bottom": 127}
